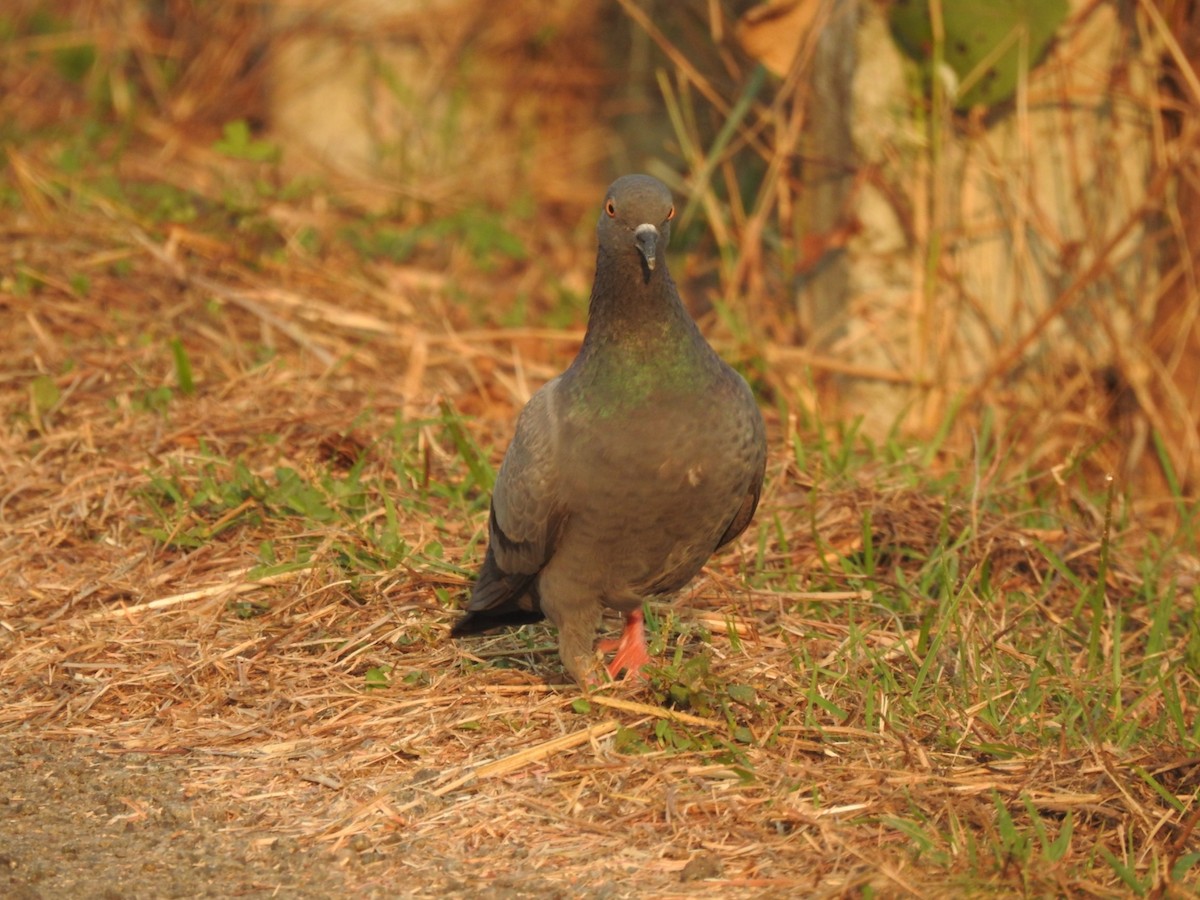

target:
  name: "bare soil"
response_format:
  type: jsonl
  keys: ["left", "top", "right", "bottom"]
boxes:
{"left": 0, "top": 738, "right": 362, "bottom": 899}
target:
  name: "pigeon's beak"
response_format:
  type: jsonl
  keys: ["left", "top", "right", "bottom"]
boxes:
{"left": 634, "top": 224, "right": 658, "bottom": 272}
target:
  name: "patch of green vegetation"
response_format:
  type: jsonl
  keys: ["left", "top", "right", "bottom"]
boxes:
{"left": 499, "top": 282, "right": 584, "bottom": 330}
{"left": 132, "top": 385, "right": 173, "bottom": 415}
{"left": 889, "top": 0, "right": 1068, "bottom": 111}
{"left": 275, "top": 175, "right": 325, "bottom": 203}
{"left": 0, "top": 181, "right": 21, "bottom": 209}
{"left": 115, "top": 337, "right": 205, "bottom": 417}
{"left": 433, "top": 398, "right": 495, "bottom": 494}
{"left": 138, "top": 446, "right": 423, "bottom": 593}
{"left": 10, "top": 267, "right": 42, "bottom": 297}
{"left": 213, "top": 120, "right": 281, "bottom": 163}
{"left": 339, "top": 206, "right": 526, "bottom": 272}
{"left": 364, "top": 665, "right": 392, "bottom": 690}
{"left": 21, "top": 9, "right": 95, "bottom": 83}
{"left": 294, "top": 226, "right": 321, "bottom": 255}
{"left": 136, "top": 404, "right": 493, "bottom": 612}
{"left": 29, "top": 374, "right": 61, "bottom": 415}
{"left": 573, "top": 617, "right": 768, "bottom": 761}
{"left": 27, "top": 122, "right": 301, "bottom": 257}
{"left": 22, "top": 373, "right": 63, "bottom": 434}
{"left": 433, "top": 207, "right": 526, "bottom": 270}
{"left": 733, "top": 399, "right": 1200, "bottom": 821}
{"left": 169, "top": 337, "right": 195, "bottom": 395}
{"left": 229, "top": 599, "right": 270, "bottom": 619}
{"left": 340, "top": 223, "right": 420, "bottom": 264}
{"left": 125, "top": 181, "right": 200, "bottom": 224}
{"left": 55, "top": 42, "right": 96, "bottom": 83}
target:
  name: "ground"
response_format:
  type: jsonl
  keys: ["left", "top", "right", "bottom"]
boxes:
{"left": 1, "top": 738, "right": 359, "bottom": 898}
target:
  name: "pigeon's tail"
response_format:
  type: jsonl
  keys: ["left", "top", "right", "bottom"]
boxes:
{"left": 450, "top": 606, "right": 545, "bottom": 637}
{"left": 450, "top": 548, "right": 544, "bottom": 637}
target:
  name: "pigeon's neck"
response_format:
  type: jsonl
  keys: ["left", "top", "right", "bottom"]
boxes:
{"left": 579, "top": 250, "right": 702, "bottom": 364}
{"left": 568, "top": 249, "right": 721, "bottom": 413}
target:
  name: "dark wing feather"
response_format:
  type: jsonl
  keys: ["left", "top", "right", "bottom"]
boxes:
{"left": 715, "top": 469, "right": 763, "bottom": 550}
{"left": 451, "top": 381, "right": 565, "bottom": 634}
{"left": 449, "top": 541, "right": 543, "bottom": 635}
{"left": 716, "top": 394, "right": 767, "bottom": 551}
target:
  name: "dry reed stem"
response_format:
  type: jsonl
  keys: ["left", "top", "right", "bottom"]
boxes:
{"left": 431, "top": 720, "right": 621, "bottom": 797}
{"left": 637, "top": 0, "right": 1200, "bottom": 506}
{"left": 81, "top": 567, "right": 311, "bottom": 621}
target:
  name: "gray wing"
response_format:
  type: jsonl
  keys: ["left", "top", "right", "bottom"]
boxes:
{"left": 457, "top": 379, "right": 566, "bottom": 623}
{"left": 488, "top": 378, "right": 566, "bottom": 575}
{"left": 715, "top": 452, "right": 765, "bottom": 550}
{"left": 716, "top": 381, "right": 768, "bottom": 550}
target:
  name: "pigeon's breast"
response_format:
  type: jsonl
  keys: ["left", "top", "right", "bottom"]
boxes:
{"left": 551, "top": 378, "right": 758, "bottom": 606}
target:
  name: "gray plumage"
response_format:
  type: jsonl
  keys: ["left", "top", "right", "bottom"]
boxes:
{"left": 452, "top": 174, "right": 767, "bottom": 684}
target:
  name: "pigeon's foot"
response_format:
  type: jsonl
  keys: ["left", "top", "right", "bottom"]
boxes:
{"left": 597, "top": 610, "right": 653, "bottom": 680}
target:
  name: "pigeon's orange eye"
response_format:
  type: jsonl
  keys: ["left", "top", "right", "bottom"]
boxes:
{"left": 605, "top": 200, "right": 616, "bottom": 217}
{"left": 666, "top": 206, "right": 675, "bottom": 221}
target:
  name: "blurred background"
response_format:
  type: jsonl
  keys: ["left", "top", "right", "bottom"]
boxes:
{"left": 4, "top": 0, "right": 1199, "bottom": 519}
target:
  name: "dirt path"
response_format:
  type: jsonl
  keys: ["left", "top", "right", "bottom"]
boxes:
{"left": 1, "top": 738, "right": 364, "bottom": 899}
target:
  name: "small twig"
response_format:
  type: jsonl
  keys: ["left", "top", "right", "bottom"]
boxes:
{"left": 750, "top": 588, "right": 874, "bottom": 602}
{"left": 583, "top": 695, "right": 724, "bottom": 730}
{"left": 128, "top": 227, "right": 336, "bottom": 364}
{"left": 82, "top": 568, "right": 310, "bottom": 622}
{"left": 431, "top": 719, "right": 619, "bottom": 796}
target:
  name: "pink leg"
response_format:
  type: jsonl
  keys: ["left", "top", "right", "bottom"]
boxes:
{"left": 596, "top": 610, "right": 654, "bottom": 680}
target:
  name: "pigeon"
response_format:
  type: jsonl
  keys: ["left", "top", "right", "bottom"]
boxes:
{"left": 451, "top": 174, "right": 767, "bottom": 685}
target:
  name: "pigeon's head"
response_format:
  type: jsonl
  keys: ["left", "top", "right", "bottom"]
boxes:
{"left": 598, "top": 175, "right": 676, "bottom": 279}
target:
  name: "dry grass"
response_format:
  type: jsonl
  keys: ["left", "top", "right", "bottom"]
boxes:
{"left": 629, "top": 0, "right": 1200, "bottom": 510}
{"left": 3, "top": 3, "right": 1200, "bottom": 897}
